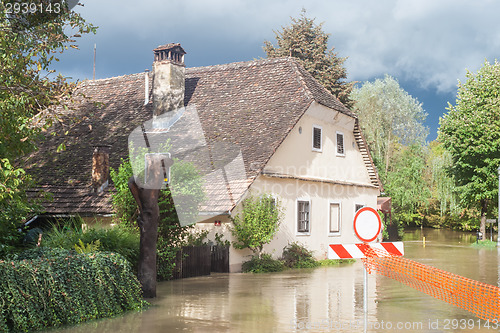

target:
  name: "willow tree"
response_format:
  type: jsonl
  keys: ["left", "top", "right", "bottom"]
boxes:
{"left": 385, "top": 144, "right": 431, "bottom": 225}
{"left": 352, "top": 75, "right": 428, "bottom": 180}
{"left": 438, "top": 60, "right": 500, "bottom": 237}
{"left": 263, "top": 10, "right": 354, "bottom": 108}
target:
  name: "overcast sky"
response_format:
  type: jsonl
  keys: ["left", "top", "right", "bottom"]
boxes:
{"left": 54, "top": 0, "right": 500, "bottom": 141}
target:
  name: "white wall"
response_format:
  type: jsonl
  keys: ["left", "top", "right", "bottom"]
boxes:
{"left": 196, "top": 102, "right": 380, "bottom": 272}
{"left": 263, "top": 101, "right": 374, "bottom": 186}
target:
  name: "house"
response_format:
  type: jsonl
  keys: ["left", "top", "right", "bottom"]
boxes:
{"left": 25, "top": 43, "right": 382, "bottom": 272}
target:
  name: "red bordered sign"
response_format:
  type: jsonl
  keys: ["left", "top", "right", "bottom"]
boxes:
{"left": 353, "top": 207, "right": 382, "bottom": 243}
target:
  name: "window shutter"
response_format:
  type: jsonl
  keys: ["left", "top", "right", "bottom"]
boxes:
{"left": 313, "top": 127, "right": 321, "bottom": 150}
{"left": 336, "top": 132, "right": 344, "bottom": 155}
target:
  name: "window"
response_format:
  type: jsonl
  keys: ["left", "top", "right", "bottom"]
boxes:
{"left": 312, "top": 126, "right": 322, "bottom": 151}
{"left": 297, "top": 200, "right": 310, "bottom": 233}
{"left": 336, "top": 131, "right": 345, "bottom": 156}
{"left": 355, "top": 204, "right": 365, "bottom": 213}
{"left": 329, "top": 202, "right": 341, "bottom": 234}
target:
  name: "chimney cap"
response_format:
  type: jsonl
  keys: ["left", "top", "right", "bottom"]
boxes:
{"left": 153, "top": 43, "right": 186, "bottom": 55}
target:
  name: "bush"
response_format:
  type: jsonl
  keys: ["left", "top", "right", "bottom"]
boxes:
{"left": 281, "top": 242, "right": 320, "bottom": 269}
{"left": 231, "top": 194, "right": 283, "bottom": 256}
{"left": 241, "top": 253, "right": 285, "bottom": 273}
{"left": 41, "top": 221, "right": 140, "bottom": 270}
{"left": 1, "top": 248, "right": 146, "bottom": 332}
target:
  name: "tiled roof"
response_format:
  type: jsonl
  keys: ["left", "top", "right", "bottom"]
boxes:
{"left": 25, "top": 57, "right": 379, "bottom": 215}
{"left": 26, "top": 185, "right": 114, "bottom": 215}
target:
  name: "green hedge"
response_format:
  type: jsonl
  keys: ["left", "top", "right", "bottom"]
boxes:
{"left": 0, "top": 248, "right": 146, "bottom": 332}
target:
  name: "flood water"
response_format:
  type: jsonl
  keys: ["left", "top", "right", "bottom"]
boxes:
{"left": 48, "top": 229, "right": 499, "bottom": 332}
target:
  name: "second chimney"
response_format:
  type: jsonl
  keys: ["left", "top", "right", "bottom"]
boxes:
{"left": 91, "top": 145, "right": 110, "bottom": 193}
{"left": 152, "top": 43, "right": 186, "bottom": 117}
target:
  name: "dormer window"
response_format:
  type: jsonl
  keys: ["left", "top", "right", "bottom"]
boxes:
{"left": 312, "top": 125, "right": 322, "bottom": 152}
{"left": 336, "top": 131, "right": 345, "bottom": 156}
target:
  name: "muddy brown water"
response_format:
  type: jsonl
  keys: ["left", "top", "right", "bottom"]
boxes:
{"left": 47, "top": 229, "right": 499, "bottom": 332}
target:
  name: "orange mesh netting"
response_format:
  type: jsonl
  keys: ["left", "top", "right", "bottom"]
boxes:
{"left": 361, "top": 246, "right": 500, "bottom": 321}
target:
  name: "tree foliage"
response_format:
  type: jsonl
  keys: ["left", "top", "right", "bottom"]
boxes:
{"left": 263, "top": 10, "right": 354, "bottom": 108}
{"left": 438, "top": 59, "right": 500, "bottom": 235}
{"left": 0, "top": 2, "right": 96, "bottom": 160}
{"left": 426, "top": 141, "right": 460, "bottom": 217}
{"left": 352, "top": 75, "right": 429, "bottom": 179}
{"left": 385, "top": 144, "right": 431, "bottom": 225}
{"left": 231, "top": 194, "right": 283, "bottom": 257}
{"left": 0, "top": 2, "right": 96, "bottom": 243}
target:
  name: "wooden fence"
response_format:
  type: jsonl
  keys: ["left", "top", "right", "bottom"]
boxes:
{"left": 211, "top": 245, "right": 229, "bottom": 273}
{"left": 170, "top": 245, "right": 229, "bottom": 279}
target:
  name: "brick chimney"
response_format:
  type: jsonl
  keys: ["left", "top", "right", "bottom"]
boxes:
{"left": 91, "top": 145, "right": 110, "bottom": 193}
{"left": 152, "top": 43, "right": 186, "bottom": 117}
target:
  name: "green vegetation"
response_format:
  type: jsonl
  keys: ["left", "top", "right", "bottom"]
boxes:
{"left": 281, "top": 242, "right": 320, "bottom": 268}
{"left": 74, "top": 239, "right": 101, "bottom": 254}
{"left": 110, "top": 157, "right": 206, "bottom": 281}
{"left": 318, "top": 259, "right": 356, "bottom": 266}
{"left": 353, "top": 63, "right": 500, "bottom": 234}
{"left": 385, "top": 144, "right": 430, "bottom": 226}
{"left": 0, "top": 248, "right": 145, "bottom": 332}
{"left": 0, "top": 2, "right": 96, "bottom": 254}
{"left": 439, "top": 60, "right": 500, "bottom": 237}
{"left": 242, "top": 242, "right": 355, "bottom": 273}
{"left": 41, "top": 218, "right": 140, "bottom": 271}
{"left": 352, "top": 75, "right": 428, "bottom": 178}
{"left": 231, "top": 194, "right": 283, "bottom": 257}
{"left": 242, "top": 253, "right": 285, "bottom": 273}
{"left": 471, "top": 240, "right": 498, "bottom": 249}
{"left": 264, "top": 9, "right": 354, "bottom": 107}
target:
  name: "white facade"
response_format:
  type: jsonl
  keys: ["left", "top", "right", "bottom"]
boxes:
{"left": 197, "top": 102, "right": 380, "bottom": 272}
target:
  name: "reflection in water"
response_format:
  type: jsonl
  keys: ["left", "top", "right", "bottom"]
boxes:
{"left": 47, "top": 229, "right": 498, "bottom": 333}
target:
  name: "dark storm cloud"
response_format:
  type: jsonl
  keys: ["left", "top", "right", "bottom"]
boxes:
{"left": 53, "top": 0, "right": 500, "bottom": 139}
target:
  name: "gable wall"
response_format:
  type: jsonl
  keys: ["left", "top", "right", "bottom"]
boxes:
{"left": 263, "top": 102, "right": 373, "bottom": 186}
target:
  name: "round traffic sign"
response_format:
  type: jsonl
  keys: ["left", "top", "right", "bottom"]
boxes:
{"left": 353, "top": 207, "right": 382, "bottom": 243}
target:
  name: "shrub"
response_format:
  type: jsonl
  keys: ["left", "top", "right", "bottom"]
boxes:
{"left": 241, "top": 253, "right": 285, "bottom": 273}
{"left": 41, "top": 221, "right": 140, "bottom": 270}
{"left": 281, "top": 242, "right": 320, "bottom": 269}
{"left": 231, "top": 194, "right": 283, "bottom": 256}
{"left": 1, "top": 248, "right": 146, "bottom": 332}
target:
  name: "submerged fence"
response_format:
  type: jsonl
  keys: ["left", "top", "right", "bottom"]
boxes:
{"left": 171, "top": 245, "right": 229, "bottom": 279}
{"left": 362, "top": 247, "right": 500, "bottom": 321}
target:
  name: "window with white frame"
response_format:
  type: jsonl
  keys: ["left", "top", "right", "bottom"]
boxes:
{"left": 329, "top": 202, "right": 341, "bottom": 234}
{"left": 336, "top": 131, "right": 345, "bottom": 156}
{"left": 297, "top": 200, "right": 310, "bottom": 233}
{"left": 312, "top": 126, "right": 322, "bottom": 152}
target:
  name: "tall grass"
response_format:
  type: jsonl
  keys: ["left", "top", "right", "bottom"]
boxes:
{"left": 41, "top": 216, "right": 140, "bottom": 269}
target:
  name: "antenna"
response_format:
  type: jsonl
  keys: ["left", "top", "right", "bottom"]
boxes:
{"left": 93, "top": 43, "right": 96, "bottom": 81}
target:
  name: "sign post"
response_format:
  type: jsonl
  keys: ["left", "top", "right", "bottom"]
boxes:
{"left": 353, "top": 207, "right": 382, "bottom": 333}
{"left": 328, "top": 208, "right": 404, "bottom": 332}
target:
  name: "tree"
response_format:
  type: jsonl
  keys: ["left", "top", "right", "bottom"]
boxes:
{"left": 231, "top": 194, "right": 283, "bottom": 257}
{"left": 385, "top": 144, "right": 431, "bottom": 226}
{"left": 263, "top": 10, "right": 354, "bottom": 108}
{"left": 426, "top": 141, "right": 459, "bottom": 217}
{"left": 0, "top": 2, "right": 96, "bottom": 247}
{"left": 112, "top": 157, "right": 205, "bottom": 297}
{"left": 438, "top": 60, "right": 500, "bottom": 237}
{"left": 352, "top": 75, "right": 429, "bottom": 179}
{"left": 0, "top": 2, "right": 96, "bottom": 161}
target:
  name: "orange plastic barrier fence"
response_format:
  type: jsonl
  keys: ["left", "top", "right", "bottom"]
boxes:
{"left": 361, "top": 247, "right": 500, "bottom": 321}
